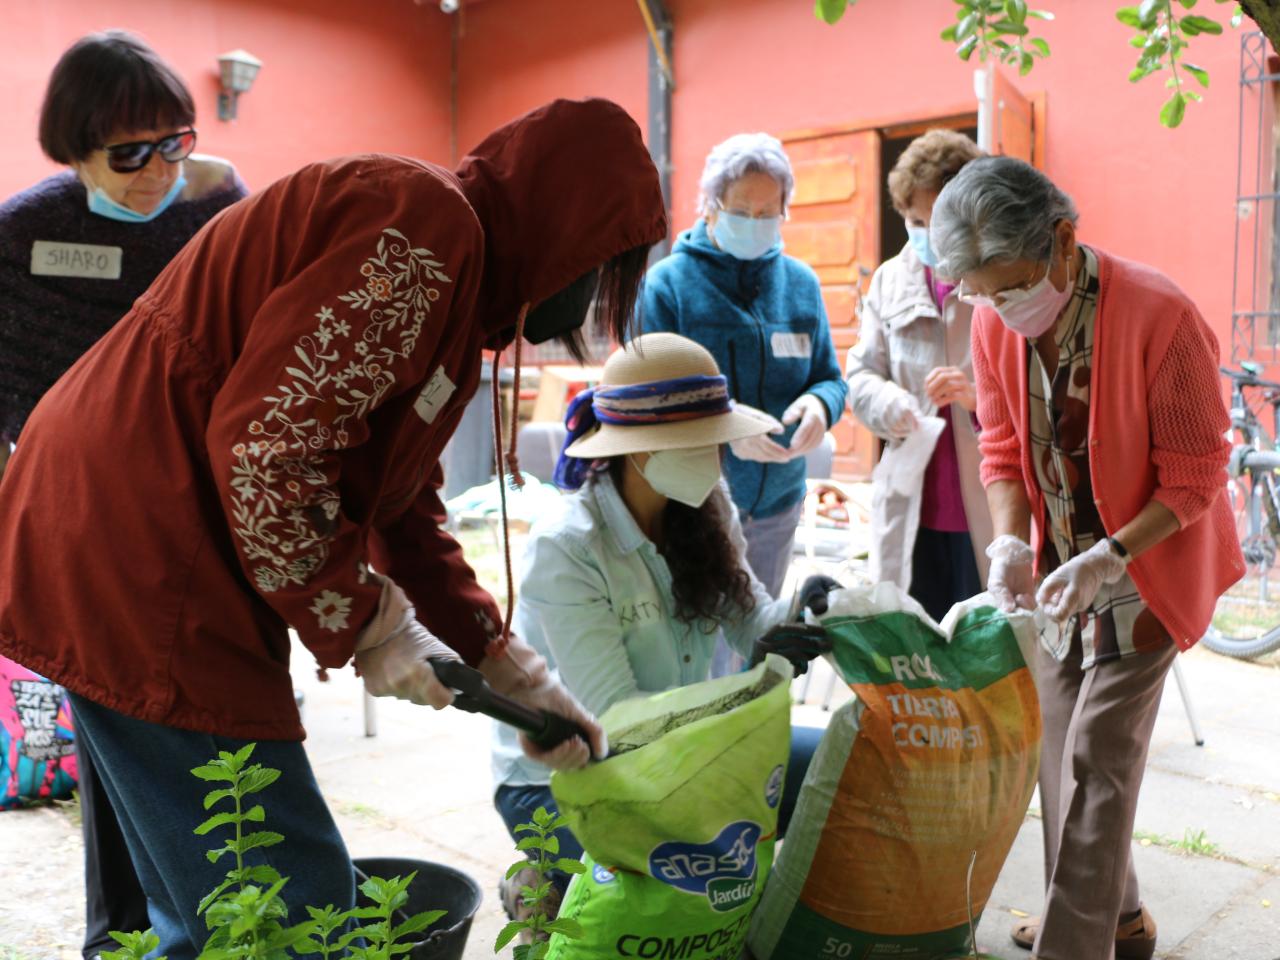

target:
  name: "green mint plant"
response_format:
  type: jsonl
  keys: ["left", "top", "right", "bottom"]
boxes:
{"left": 99, "top": 743, "right": 444, "bottom": 960}
{"left": 494, "top": 806, "right": 585, "bottom": 960}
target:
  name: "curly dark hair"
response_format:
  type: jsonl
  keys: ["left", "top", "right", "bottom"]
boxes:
{"left": 600, "top": 458, "right": 756, "bottom": 627}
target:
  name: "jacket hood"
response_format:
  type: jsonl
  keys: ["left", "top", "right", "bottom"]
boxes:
{"left": 455, "top": 98, "right": 668, "bottom": 345}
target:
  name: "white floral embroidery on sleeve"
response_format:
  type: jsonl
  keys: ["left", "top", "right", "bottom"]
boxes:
{"left": 229, "top": 229, "right": 453, "bottom": 595}
{"left": 310, "top": 590, "right": 353, "bottom": 633}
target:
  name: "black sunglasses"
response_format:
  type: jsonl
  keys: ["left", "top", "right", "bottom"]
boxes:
{"left": 104, "top": 129, "right": 197, "bottom": 173}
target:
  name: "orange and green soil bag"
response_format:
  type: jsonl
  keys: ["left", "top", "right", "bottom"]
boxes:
{"left": 748, "top": 585, "right": 1042, "bottom": 960}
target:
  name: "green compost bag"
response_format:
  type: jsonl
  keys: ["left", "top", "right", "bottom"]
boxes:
{"left": 547, "top": 655, "right": 794, "bottom": 960}
{"left": 748, "top": 584, "right": 1042, "bottom": 960}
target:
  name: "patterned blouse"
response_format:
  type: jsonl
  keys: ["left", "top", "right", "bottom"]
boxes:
{"left": 1028, "top": 246, "right": 1171, "bottom": 666}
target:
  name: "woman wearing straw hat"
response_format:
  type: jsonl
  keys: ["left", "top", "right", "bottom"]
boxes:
{"left": 490, "top": 332, "right": 834, "bottom": 926}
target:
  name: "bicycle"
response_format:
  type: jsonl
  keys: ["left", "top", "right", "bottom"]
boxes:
{"left": 1204, "top": 362, "right": 1280, "bottom": 659}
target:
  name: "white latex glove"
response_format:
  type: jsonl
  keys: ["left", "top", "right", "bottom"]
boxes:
{"left": 779, "top": 394, "right": 828, "bottom": 457}
{"left": 355, "top": 619, "right": 458, "bottom": 710}
{"left": 480, "top": 635, "right": 608, "bottom": 771}
{"left": 729, "top": 429, "right": 793, "bottom": 464}
{"left": 883, "top": 391, "right": 921, "bottom": 440}
{"left": 1036, "top": 539, "right": 1128, "bottom": 622}
{"left": 986, "top": 535, "right": 1037, "bottom": 614}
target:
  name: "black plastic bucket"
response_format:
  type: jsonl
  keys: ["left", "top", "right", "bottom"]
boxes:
{"left": 352, "top": 856, "right": 482, "bottom": 960}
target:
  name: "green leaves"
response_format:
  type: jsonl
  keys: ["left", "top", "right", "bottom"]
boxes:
{"left": 496, "top": 806, "right": 587, "bottom": 954}
{"left": 101, "top": 929, "right": 163, "bottom": 960}
{"left": 109, "top": 743, "right": 450, "bottom": 960}
{"left": 1138, "top": 0, "right": 1163, "bottom": 28}
{"left": 239, "top": 766, "right": 282, "bottom": 796}
{"left": 1184, "top": 62, "right": 1210, "bottom": 86}
{"left": 1116, "top": 6, "right": 1143, "bottom": 26}
{"left": 1181, "top": 13, "right": 1224, "bottom": 33}
{"left": 940, "top": 0, "right": 1053, "bottom": 72}
{"left": 1162, "top": 90, "right": 1188, "bottom": 127}
{"left": 495, "top": 920, "right": 526, "bottom": 952}
{"left": 1114, "top": 0, "right": 1233, "bottom": 128}
{"left": 814, "top": 0, "right": 856, "bottom": 24}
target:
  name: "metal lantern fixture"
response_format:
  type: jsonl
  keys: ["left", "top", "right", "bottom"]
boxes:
{"left": 217, "top": 49, "right": 262, "bottom": 122}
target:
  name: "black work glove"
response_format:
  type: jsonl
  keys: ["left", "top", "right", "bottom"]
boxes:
{"left": 749, "top": 623, "right": 832, "bottom": 677}
{"left": 796, "top": 574, "right": 843, "bottom": 617}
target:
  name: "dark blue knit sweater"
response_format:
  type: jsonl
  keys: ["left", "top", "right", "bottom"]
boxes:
{"left": 0, "top": 161, "right": 246, "bottom": 443}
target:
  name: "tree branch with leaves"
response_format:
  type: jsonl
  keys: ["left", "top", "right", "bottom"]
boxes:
{"left": 814, "top": 0, "right": 1258, "bottom": 128}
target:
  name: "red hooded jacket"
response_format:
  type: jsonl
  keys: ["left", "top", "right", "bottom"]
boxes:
{"left": 0, "top": 99, "right": 666, "bottom": 739}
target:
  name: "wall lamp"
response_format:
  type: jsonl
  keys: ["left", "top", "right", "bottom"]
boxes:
{"left": 217, "top": 49, "right": 262, "bottom": 122}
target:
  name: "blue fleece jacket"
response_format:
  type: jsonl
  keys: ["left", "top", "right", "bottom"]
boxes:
{"left": 640, "top": 219, "right": 847, "bottom": 520}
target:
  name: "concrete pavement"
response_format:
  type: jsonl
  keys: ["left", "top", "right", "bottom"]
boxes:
{"left": 2, "top": 642, "right": 1277, "bottom": 960}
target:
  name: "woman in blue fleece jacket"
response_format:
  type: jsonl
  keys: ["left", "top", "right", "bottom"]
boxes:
{"left": 641, "top": 133, "right": 846, "bottom": 629}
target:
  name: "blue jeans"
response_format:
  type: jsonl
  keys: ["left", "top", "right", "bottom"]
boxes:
{"left": 493, "top": 725, "right": 824, "bottom": 894}
{"left": 68, "top": 694, "right": 355, "bottom": 960}
{"left": 712, "top": 499, "right": 804, "bottom": 678}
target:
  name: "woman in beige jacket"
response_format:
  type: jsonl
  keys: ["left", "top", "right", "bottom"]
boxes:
{"left": 846, "top": 129, "right": 992, "bottom": 620}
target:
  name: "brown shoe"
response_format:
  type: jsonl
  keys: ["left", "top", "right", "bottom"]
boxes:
{"left": 1115, "top": 905, "right": 1157, "bottom": 960}
{"left": 1011, "top": 905, "right": 1156, "bottom": 959}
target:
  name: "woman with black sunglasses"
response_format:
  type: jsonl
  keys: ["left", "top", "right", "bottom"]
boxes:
{"left": 0, "top": 30, "right": 245, "bottom": 959}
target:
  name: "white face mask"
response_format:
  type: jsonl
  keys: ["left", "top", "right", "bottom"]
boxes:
{"left": 634, "top": 446, "right": 722, "bottom": 508}
{"left": 993, "top": 263, "right": 1074, "bottom": 338}
{"left": 960, "top": 236, "right": 1075, "bottom": 339}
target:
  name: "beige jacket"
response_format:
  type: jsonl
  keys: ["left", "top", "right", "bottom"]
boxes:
{"left": 845, "top": 243, "right": 992, "bottom": 591}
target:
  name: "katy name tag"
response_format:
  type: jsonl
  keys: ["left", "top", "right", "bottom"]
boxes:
{"left": 30, "top": 241, "right": 123, "bottom": 280}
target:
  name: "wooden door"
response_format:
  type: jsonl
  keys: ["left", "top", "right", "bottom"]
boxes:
{"left": 977, "top": 64, "right": 1045, "bottom": 167}
{"left": 779, "top": 128, "right": 881, "bottom": 480}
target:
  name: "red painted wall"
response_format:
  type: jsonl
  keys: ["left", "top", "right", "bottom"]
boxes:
{"left": 453, "top": 0, "right": 1253, "bottom": 363}
{"left": 0, "top": 0, "right": 1261, "bottom": 363}
{"left": 453, "top": 0, "right": 648, "bottom": 155}
{"left": 0, "top": 0, "right": 453, "bottom": 199}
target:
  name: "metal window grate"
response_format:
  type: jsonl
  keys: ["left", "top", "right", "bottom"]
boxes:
{"left": 1231, "top": 32, "right": 1280, "bottom": 363}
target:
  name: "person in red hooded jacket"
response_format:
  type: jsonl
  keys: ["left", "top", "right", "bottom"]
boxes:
{"left": 0, "top": 98, "right": 666, "bottom": 958}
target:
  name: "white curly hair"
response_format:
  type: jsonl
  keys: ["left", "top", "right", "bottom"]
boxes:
{"left": 697, "top": 132, "right": 795, "bottom": 217}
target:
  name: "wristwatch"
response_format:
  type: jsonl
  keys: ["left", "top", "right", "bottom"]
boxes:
{"left": 1106, "top": 535, "right": 1132, "bottom": 565}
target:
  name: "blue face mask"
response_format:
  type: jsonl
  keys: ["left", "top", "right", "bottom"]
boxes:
{"left": 712, "top": 211, "right": 782, "bottom": 261}
{"left": 906, "top": 224, "right": 938, "bottom": 268}
{"left": 86, "top": 174, "right": 186, "bottom": 223}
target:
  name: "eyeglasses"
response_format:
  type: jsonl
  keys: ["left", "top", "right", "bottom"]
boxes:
{"left": 103, "top": 129, "right": 197, "bottom": 173}
{"left": 957, "top": 257, "right": 1054, "bottom": 308}
{"left": 713, "top": 200, "right": 785, "bottom": 221}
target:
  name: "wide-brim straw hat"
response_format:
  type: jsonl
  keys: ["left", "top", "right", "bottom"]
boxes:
{"left": 565, "top": 332, "right": 780, "bottom": 458}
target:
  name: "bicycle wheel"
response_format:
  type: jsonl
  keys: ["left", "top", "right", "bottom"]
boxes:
{"left": 1205, "top": 471, "right": 1280, "bottom": 659}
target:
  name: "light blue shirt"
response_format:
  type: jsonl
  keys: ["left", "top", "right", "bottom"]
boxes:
{"left": 491, "top": 472, "right": 790, "bottom": 789}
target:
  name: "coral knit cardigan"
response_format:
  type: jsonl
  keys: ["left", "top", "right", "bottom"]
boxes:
{"left": 971, "top": 247, "right": 1245, "bottom": 649}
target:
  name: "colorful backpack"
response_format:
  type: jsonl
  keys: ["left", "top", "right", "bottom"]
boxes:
{"left": 1, "top": 654, "right": 78, "bottom": 809}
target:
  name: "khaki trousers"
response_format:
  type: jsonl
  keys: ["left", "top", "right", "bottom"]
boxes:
{"left": 1032, "top": 633, "right": 1177, "bottom": 960}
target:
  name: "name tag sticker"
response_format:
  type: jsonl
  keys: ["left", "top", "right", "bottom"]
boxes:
{"left": 770, "top": 331, "right": 811, "bottom": 359}
{"left": 414, "top": 365, "right": 456, "bottom": 424}
{"left": 31, "top": 241, "right": 123, "bottom": 280}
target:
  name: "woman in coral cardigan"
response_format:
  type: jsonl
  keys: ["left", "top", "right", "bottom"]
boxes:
{"left": 930, "top": 156, "right": 1243, "bottom": 960}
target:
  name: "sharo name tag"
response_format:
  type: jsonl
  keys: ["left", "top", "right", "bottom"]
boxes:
{"left": 31, "top": 241, "right": 123, "bottom": 280}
